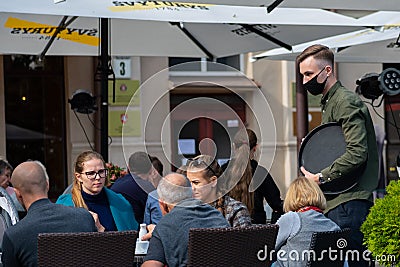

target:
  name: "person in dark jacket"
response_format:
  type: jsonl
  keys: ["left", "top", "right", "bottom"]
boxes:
{"left": 111, "top": 151, "right": 158, "bottom": 224}
{"left": 298, "top": 44, "right": 378, "bottom": 267}
{"left": 222, "top": 128, "right": 283, "bottom": 224}
{"left": 1, "top": 161, "right": 97, "bottom": 267}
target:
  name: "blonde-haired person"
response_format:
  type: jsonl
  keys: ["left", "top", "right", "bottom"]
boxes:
{"left": 186, "top": 155, "right": 251, "bottom": 227}
{"left": 272, "top": 177, "right": 340, "bottom": 267}
{"left": 56, "top": 151, "right": 138, "bottom": 232}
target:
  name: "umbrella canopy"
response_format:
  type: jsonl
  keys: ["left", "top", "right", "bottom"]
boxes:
{"left": 266, "top": 0, "right": 400, "bottom": 11}
{"left": 335, "top": 39, "right": 400, "bottom": 63}
{"left": 6, "top": 124, "right": 57, "bottom": 140}
{"left": 189, "top": 0, "right": 400, "bottom": 11}
{"left": 3, "top": 0, "right": 387, "bottom": 22}
{"left": 254, "top": 11, "right": 400, "bottom": 63}
{"left": 0, "top": 7, "right": 369, "bottom": 58}
{"left": 2, "top": 0, "right": 400, "bottom": 11}
{"left": 0, "top": 1, "right": 385, "bottom": 162}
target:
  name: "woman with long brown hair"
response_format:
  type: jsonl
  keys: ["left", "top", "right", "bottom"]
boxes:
{"left": 225, "top": 128, "right": 255, "bottom": 216}
{"left": 186, "top": 154, "right": 251, "bottom": 227}
{"left": 57, "top": 151, "right": 138, "bottom": 231}
{"left": 222, "top": 128, "right": 283, "bottom": 224}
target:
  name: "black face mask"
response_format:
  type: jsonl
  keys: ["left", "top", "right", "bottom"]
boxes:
{"left": 304, "top": 67, "right": 328, "bottom": 96}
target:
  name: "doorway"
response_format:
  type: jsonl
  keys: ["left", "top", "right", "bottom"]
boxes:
{"left": 4, "top": 55, "right": 67, "bottom": 200}
{"left": 170, "top": 89, "right": 246, "bottom": 170}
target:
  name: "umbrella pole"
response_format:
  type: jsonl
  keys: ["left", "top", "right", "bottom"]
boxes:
{"left": 100, "top": 18, "right": 109, "bottom": 162}
{"left": 295, "top": 62, "right": 308, "bottom": 170}
{"left": 240, "top": 24, "right": 292, "bottom": 51}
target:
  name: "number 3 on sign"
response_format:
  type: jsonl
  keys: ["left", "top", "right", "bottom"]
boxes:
{"left": 113, "top": 58, "right": 131, "bottom": 79}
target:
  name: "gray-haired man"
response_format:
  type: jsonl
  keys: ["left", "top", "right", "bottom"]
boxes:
{"left": 142, "top": 173, "right": 229, "bottom": 267}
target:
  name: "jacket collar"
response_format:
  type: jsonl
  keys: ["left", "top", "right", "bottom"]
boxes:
{"left": 321, "top": 81, "right": 342, "bottom": 106}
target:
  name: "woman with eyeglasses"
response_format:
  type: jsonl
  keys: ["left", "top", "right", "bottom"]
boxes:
{"left": 186, "top": 155, "right": 251, "bottom": 228}
{"left": 56, "top": 151, "right": 138, "bottom": 232}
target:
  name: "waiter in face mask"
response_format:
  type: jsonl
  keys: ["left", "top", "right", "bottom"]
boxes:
{"left": 297, "top": 44, "right": 379, "bottom": 267}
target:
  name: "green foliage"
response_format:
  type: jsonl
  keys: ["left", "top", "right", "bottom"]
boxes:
{"left": 361, "top": 180, "right": 400, "bottom": 266}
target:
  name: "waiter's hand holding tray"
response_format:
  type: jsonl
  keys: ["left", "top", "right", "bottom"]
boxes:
{"left": 299, "top": 122, "right": 358, "bottom": 194}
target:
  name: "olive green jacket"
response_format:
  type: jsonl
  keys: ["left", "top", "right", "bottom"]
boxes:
{"left": 320, "top": 81, "right": 379, "bottom": 212}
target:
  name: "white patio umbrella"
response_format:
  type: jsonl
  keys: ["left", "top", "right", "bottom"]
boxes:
{"left": 0, "top": 1, "right": 375, "bottom": 160}
{"left": 218, "top": 0, "right": 400, "bottom": 11}
{"left": 6, "top": 124, "right": 57, "bottom": 140}
{"left": 253, "top": 11, "right": 400, "bottom": 63}
{"left": 8, "top": 0, "right": 395, "bottom": 21}
{"left": 253, "top": 29, "right": 400, "bottom": 63}
{"left": 258, "top": 0, "right": 400, "bottom": 12}
{"left": 186, "top": 0, "right": 400, "bottom": 13}
{"left": 335, "top": 39, "right": 399, "bottom": 63}
{"left": 1, "top": 0, "right": 267, "bottom": 15}
{"left": 0, "top": 7, "right": 370, "bottom": 58}
{"left": 111, "top": 0, "right": 400, "bottom": 11}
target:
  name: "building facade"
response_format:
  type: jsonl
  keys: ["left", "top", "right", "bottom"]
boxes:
{"left": 0, "top": 54, "right": 389, "bottom": 201}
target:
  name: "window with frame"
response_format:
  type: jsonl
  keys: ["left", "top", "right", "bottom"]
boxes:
{"left": 169, "top": 55, "right": 243, "bottom": 73}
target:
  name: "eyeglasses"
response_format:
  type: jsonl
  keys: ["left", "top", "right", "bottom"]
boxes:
{"left": 80, "top": 169, "right": 108, "bottom": 180}
{"left": 186, "top": 158, "right": 217, "bottom": 177}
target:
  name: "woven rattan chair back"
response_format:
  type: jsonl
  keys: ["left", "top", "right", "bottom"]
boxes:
{"left": 306, "top": 228, "right": 351, "bottom": 267}
{"left": 37, "top": 230, "right": 137, "bottom": 267}
{"left": 187, "top": 224, "right": 279, "bottom": 267}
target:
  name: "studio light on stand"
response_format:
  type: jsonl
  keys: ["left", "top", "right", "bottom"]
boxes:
{"left": 397, "top": 153, "right": 400, "bottom": 179}
{"left": 68, "top": 89, "right": 97, "bottom": 151}
{"left": 68, "top": 89, "right": 97, "bottom": 114}
{"left": 356, "top": 68, "right": 400, "bottom": 101}
{"left": 356, "top": 68, "right": 400, "bottom": 182}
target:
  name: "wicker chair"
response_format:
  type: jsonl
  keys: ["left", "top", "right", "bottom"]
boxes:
{"left": 37, "top": 230, "right": 137, "bottom": 267}
{"left": 187, "top": 224, "right": 279, "bottom": 267}
{"left": 306, "top": 228, "right": 351, "bottom": 267}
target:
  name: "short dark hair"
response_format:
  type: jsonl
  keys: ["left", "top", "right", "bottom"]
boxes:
{"left": 150, "top": 156, "right": 163, "bottom": 176}
{"left": 0, "top": 158, "right": 13, "bottom": 175}
{"left": 296, "top": 44, "right": 334, "bottom": 68}
{"left": 129, "top": 152, "right": 152, "bottom": 174}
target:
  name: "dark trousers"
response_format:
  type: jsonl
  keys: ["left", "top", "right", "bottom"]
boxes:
{"left": 326, "top": 199, "right": 373, "bottom": 267}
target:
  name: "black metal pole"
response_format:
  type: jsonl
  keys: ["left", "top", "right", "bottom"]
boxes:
{"left": 100, "top": 18, "right": 109, "bottom": 162}
{"left": 39, "top": 16, "right": 78, "bottom": 62}
{"left": 295, "top": 61, "right": 308, "bottom": 160}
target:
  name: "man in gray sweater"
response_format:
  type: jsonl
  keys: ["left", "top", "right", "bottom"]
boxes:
{"left": 142, "top": 173, "right": 229, "bottom": 267}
